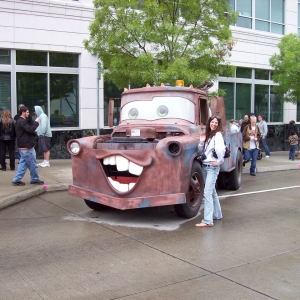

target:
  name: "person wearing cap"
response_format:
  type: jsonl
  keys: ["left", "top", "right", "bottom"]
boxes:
{"left": 229, "top": 119, "right": 240, "bottom": 134}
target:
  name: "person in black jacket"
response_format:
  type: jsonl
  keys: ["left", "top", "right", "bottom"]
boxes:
{"left": 0, "top": 110, "right": 16, "bottom": 170}
{"left": 12, "top": 106, "right": 44, "bottom": 186}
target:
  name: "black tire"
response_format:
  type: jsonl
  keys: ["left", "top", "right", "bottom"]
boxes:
{"left": 227, "top": 151, "right": 242, "bottom": 190}
{"left": 216, "top": 172, "right": 228, "bottom": 189}
{"left": 173, "top": 161, "right": 204, "bottom": 218}
{"left": 257, "top": 151, "right": 263, "bottom": 160}
{"left": 84, "top": 199, "right": 106, "bottom": 211}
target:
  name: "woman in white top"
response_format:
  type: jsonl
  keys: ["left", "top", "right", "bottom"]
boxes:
{"left": 196, "top": 116, "right": 225, "bottom": 228}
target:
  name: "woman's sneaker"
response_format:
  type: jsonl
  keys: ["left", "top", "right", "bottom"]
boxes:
{"left": 38, "top": 161, "right": 50, "bottom": 167}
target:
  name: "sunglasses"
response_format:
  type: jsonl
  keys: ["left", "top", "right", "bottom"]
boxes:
{"left": 211, "top": 115, "right": 221, "bottom": 121}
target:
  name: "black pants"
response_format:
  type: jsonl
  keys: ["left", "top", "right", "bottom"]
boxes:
{"left": 0, "top": 139, "right": 15, "bottom": 170}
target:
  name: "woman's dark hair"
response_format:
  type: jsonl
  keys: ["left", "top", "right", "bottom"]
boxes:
{"left": 291, "top": 130, "right": 296, "bottom": 135}
{"left": 289, "top": 120, "right": 295, "bottom": 125}
{"left": 205, "top": 115, "right": 222, "bottom": 143}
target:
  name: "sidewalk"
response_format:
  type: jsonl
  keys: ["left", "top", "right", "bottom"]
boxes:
{"left": 0, "top": 151, "right": 299, "bottom": 210}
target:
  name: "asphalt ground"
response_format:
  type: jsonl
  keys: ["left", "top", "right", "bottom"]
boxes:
{"left": 0, "top": 151, "right": 299, "bottom": 211}
{"left": 1, "top": 170, "right": 300, "bottom": 299}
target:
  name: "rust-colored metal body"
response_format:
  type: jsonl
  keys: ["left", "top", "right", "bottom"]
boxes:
{"left": 67, "top": 85, "right": 243, "bottom": 218}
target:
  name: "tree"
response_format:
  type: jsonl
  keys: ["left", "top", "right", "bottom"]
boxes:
{"left": 270, "top": 33, "right": 300, "bottom": 104}
{"left": 84, "top": 0, "right": 236, "bottom": 89}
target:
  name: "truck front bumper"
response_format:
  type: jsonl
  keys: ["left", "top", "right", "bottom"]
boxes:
{"left": 69, "top": 185, "right": 186, "bottom": 210}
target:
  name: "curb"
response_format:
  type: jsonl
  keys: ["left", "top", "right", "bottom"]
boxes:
{"left": 243, "top": 165, "right": 300, "bottom": 174}
{"left": 0, "top": 183, "right": 69, "bottom": 210}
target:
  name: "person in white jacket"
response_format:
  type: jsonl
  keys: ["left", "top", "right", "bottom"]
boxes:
{"left": 195, "top": 116, "right": 225, "bottom": 228}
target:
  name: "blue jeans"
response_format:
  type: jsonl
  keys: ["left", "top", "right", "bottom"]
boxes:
{"left": 12, "top": 148, "right": 39, "bottom": 182}
{"left": 244, "top": 148, "right": 258, "bottom": 175}
{"left": 289, "top": 145, "right": 297, "bottom": 160}
{"left": 260, "top": 137, "right": 270, "bottom": 156}
{"left": 201, "top": 165, "right": 222, "bottom": 225}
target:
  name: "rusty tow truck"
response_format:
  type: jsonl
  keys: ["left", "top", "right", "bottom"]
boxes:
{"left": 67, "top": 81, "right": 243, "bottom": 218}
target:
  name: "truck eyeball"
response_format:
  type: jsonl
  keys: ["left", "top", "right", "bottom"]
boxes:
{"left": 167, "top": 142, "right": 181, "bottom": 156}
{"left": 69, "top": 142, "right": 80, "bottom": 155}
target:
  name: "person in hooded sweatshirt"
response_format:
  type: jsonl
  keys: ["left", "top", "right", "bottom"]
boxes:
{"left": 34, "top": 106, "right": 52, "bottom": 167}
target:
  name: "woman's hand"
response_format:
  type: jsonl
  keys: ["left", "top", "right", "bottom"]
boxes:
{"left": 210, "top": 161, "right": 218, "bottom": 166}
{"left": 199, "top": 132, "right": 206, "bottom": 143}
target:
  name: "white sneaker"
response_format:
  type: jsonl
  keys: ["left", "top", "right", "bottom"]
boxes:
{"left": 266, "top": 156, "right": 270, "bottom": 158}
{"left": 39, "top": 161, "right": 50, "bottom": 167}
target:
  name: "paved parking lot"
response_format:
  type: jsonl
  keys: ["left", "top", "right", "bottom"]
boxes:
{"left": 1, "top": 170, "right": 300, "bottom": 299}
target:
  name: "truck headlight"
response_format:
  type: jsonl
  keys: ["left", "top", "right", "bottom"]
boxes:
{"left": 69, "top": 142, "right": 80, "bottom": 155}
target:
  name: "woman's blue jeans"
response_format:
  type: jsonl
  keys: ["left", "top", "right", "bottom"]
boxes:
{"left": 12, "top": 148, "right": 39, "bottom": 182}
{"left": 201, "top": 165, "right": 222, "bottom": 225}
{"left": 244, "top": 148, "right": 258, "bottom": 175}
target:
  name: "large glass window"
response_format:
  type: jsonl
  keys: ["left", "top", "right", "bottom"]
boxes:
{"left": 50, "top": 74, "right": 79, "bottom": 127}
{"left": 254, "top": 85, "right": 283, "bottom": 122}
{"left": 236, "top": 67, "right": 252, "bottom": 79}
{"left": 0, "top": 49, "right": 11, "bottom": 65}
{"left": 0, "top": 72, "right": 11, "bottom": 111}
{"left": 230, "top": 0, "right": 284, "bottom": 34}
{"left": 16, "top": 73, "right": 47, "bottom": 119}
{"left": 255, "top": 84, "right": 269, "bottom": 120}
{"left": 219, "top": 82, "right": 234, "bottom": 121}
{"left": 236, "top": 83, "right": 251, "bottom": 121}
{"left": 50, "top": 53, "right": 78, "bottom": 68}
{"left": 16, "top": 50, "right": 47, "bottom": 66}
{"left": 255, "top": 69, "right": 269, "bottom": 80}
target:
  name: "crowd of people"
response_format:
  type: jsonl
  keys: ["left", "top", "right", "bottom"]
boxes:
{"left": 0, "top": 104, "right": 52, "bottom": 186}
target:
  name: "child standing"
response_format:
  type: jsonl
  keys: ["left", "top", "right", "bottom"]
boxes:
{"left": 287, "top": 130, "right": 299, "bottom": 161}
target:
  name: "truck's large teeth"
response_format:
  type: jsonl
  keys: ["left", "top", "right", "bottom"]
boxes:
{"left": 116, "top": 155, "right": 129, "bottom": 171}
{"left": 108, "top": 156, "right": 116, "bottom": 165}
{"left": 129, "top": 182, "right": 136, "bottom": 190}
{"left": 129, "top": 161, "right": 143, "bottom": 176}
{"left": 108, "top": 177, "right": 119, "bottom": 190}
{"left": 118, "top": 183, "right": 129, "bottom": 192}
{"left": 108, "top": 177, "right": 136, "bottom": 192}
{"left": 103, "top": 155, "right": 143, "bottom": 176}
{"left": 103, "top": 157, "right": 109, "bottom": 165}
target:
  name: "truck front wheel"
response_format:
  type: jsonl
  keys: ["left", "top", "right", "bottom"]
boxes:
{"left": 173, "top": 161, "right": 204, "bottom": 218}
{"left": 84, "top": 199, "right": 107, "bottom": 211}
{"left": 227, "top": 151, "right": 243, "bottom": 190}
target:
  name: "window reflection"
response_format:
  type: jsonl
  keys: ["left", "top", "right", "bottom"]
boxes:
{"left": 16, "top": 51, "right": 47, "bottom": 66}
{"left": 50, "top": 74, "right": 79, "bottom": 127}
{"left": 0, "top": 72, "right": 11, "bottom": 110}
{"left": 254, "top": 85, "right": 283, "bottom": 122}
{"left": 219, "top": 82, "right": 234, "bottom": 121}
{"left": 0, "top": 49, "right": 10, "bottom": 64}
{"left": 16, "top": 73, "right": 47, "bottom": 118}
{"left": 50, "top": 53, "right": 78, "bottom": 68}
{"left": 236, "top": 83, "right": 251, "bottom": 120}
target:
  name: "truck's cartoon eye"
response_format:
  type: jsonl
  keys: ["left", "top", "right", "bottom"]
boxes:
{"left": 157, "top": 105, "right": 168, "bottom": 117}
{"left": 128, "top": 108, "right": 139, "bottom": 119}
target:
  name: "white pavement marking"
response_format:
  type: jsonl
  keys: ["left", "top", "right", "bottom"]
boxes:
{"left": 219, "top": 185, "right": 300, "bottom": 199}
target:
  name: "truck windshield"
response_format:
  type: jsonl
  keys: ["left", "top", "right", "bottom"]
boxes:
{"left": 121, "top": 96, "right": 195, "bottom": 122}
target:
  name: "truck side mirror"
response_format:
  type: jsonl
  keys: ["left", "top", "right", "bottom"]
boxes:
{"left": 108, "top": 98, "right": 114, "bottom": 127}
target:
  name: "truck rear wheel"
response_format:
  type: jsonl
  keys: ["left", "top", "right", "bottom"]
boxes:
{"left": 227, "top": 151, "right": 242, "bottom": 190}
{"left": 84, "top": 199, "right": 106, "bottom": 211}
{"left": 173, "top": 161, "right": 204, "bottom": 218}
{"left": 216, "top": 172, "right": 228, "bottom": 189}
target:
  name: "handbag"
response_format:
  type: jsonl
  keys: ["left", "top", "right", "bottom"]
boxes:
{"left": 212, "top": 137, "right": 230, "bottom": 159}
